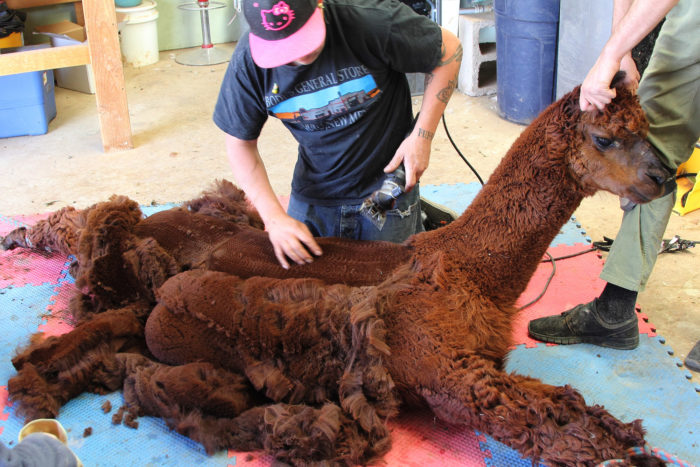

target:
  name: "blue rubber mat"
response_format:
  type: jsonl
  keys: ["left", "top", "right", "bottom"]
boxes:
{"left": 506, "top": 337, "right": 700, "bottom": 464}
{"left": 0, "top": 282, "right": 58, "bottom": 383}
{"left": 0, "top": 396, "right": 232, "bottom": 467}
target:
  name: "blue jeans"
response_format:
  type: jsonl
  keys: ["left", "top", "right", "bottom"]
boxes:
{"left": 287, "top": 185, "right": 424, "bottom": 243}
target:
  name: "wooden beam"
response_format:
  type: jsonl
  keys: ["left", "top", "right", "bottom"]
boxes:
{"left": 82, "top": 0, "right": 133, "bottom": 152}
{"left": 73, "top": 1, "right": 85, "bottom": 26}
{"left": 0, "top": 44, "right": 90, "bottom": 76}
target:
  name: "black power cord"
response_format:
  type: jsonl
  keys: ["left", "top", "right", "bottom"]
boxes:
{"left": 442, "top": 114, "right": 485, "bottom": 186}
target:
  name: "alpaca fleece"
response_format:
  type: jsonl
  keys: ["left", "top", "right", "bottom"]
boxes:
{"left": 4, "top": 80, "right": 670, "bottom": 466}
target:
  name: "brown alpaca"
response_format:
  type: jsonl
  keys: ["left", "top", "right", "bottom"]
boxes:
{"left": 3, "top": 77, "right": 672, "bottom": 466}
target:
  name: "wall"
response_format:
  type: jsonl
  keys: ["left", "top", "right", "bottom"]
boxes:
{"left": 555, "top": 0, "right": 612, "bottom": 99}
{"left": 17, "top": 1, "right": 243, "bottom": 51}
{"left": 156, "top": 0, "right": 242, "bottom": 51}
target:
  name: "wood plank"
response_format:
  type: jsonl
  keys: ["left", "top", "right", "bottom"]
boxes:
{"left": 0, "top": 44, "right": 90, "bottom": 76}
{"left": 82, "top": 0, "right": 133, "bottom": 152}
{"left": 73, "top": 1, "right": 85, "bottom": 26}
{"left": 6, "top": 0, "right": 76, "bottom": 8}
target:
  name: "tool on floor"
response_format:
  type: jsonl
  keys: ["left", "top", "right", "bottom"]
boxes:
{"left": 360, "top": 165, "right": 406, "bottom": 230}
{"left": 658, "top": 235, "right": 696, "bottom": 254}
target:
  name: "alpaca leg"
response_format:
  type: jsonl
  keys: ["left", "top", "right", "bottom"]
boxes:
{"left": 8, "top": 308, "right": 145, "bottom": 421}
{"left": 12, "top": 308, "right": 144, "bottom": 372}
{"left": 1, "top": 206, "right": 85, "bottom": 254}
{"left": 176, "top": 401, "right": 388, "bottom": 464}
{"left": 1, "top": 226, "right": 29, "bottom": 250}
{"left": 420, "top": 354, "right": 649, "bottom": 466}
{"left": 119, "top": 355, "right": 390, "bottom": 464}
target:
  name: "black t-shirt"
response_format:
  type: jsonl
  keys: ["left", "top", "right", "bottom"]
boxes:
{"left": 213, "top": 0, "right": 442, "bottom": 205}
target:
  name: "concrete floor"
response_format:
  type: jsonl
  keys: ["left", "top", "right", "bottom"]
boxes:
{"left": 1, "top": 45, "right": 698, "bottom": 370}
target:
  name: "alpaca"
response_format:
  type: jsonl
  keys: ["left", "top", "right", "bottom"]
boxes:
{"left": 3, "top": 76, "right": 672, "bottom": 466}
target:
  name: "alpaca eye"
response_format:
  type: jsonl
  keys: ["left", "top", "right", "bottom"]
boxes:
{"left": 593, "top": 136, "right": 614, "bottom": 150}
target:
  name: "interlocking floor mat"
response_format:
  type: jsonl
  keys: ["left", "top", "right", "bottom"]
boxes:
{"left": 1, "top": 184, "right": 697, "bottom": 466}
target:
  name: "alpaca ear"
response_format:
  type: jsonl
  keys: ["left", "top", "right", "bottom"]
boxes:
{"left": 563, "top": 87, "right": 582, "bottom": 120}
{"left": 610, "top": 70, "right": 627, "bottom": 89}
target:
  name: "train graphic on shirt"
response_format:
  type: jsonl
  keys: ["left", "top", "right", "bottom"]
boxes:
{"left": 271, "top": 75, "right": 381, "bottom": 125}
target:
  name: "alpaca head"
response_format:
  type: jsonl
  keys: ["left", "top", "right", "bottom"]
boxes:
{"left": 554, "top": 73, "right": 673, "bottom": 204}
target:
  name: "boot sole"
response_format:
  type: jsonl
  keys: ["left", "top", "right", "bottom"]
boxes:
{"left": 528, "top": 330, "right": 639, "bottom": 350}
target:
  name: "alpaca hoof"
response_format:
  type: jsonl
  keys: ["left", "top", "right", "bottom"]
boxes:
{"left": 1, "top": 227, "right": 28, "bottom": 250}
{"left": 528, "top": 300, "right": 639, "bottom": 350}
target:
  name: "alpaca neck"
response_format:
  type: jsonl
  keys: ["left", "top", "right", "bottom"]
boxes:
{"left": 411, "top": 113, "right": 585, "bottom": 307}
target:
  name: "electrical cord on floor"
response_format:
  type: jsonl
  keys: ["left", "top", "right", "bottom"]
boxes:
{"left": 442, "top": 114, "right": 485, "bottom": 186}
{"left": 518, "top": 246, "right": 602, "bottom": 310}
{"left": 518, "top": 251, "right": 557, "bottom": 310}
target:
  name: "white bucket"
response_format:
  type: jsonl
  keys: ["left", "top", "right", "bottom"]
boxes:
{"left": 116, "top": 0, "right": 160, "bottom": 67}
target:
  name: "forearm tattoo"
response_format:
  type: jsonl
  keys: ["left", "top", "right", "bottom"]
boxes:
{"left": 432, "top": 44, "right": 462, "bottom": 103}
{"left": 436, "top": 78, "right": 457, "bottom": 104}
{"left": 418, "top": 128, "right": 435, "bottom": 140}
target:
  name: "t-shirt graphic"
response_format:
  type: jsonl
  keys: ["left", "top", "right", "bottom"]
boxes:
{"left": 269, "top": 75, "right": 381, "bottom": 131}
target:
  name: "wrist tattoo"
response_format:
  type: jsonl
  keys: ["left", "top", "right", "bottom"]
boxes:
{"left": 418, "top": 128, "right": 435, "bottom": 140}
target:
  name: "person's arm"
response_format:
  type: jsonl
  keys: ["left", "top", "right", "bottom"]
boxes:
{"left": 580, "top": 0, "right": 678, "bottom": 111}
{"left": 225, "top": 134, "right": 322, "bottom": 269}
{"left": 384, "top": 27, "right": 463, "bottom": 191}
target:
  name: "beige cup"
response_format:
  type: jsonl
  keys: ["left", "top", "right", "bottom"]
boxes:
{"left": 18, "top": 419, "right": 69, "bottom": 444}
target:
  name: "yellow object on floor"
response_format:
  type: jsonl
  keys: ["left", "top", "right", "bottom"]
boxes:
{"left": 673, "top": 143, "right": 700, "bottom": 216}
{"left": 0, "top": 32, "right": 23, "bottom": 49}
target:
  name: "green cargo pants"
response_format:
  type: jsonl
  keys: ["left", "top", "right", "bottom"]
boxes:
{"left": 600, "top": 0, "right": 700, "bottom": 292}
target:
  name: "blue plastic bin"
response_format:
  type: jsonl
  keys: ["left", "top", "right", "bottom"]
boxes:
{"left": 494, "top": 0, "right": 560, "bottom": 124}
{"left": 0, "top": 61, "right": 57, "bottom": 138}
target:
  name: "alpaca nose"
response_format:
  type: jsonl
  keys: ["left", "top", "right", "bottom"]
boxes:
{"left": 644, "top": 162, "right": 676, "bottom": 197}
{"left": 646, "top": 169, "right": 668, "bottom": 186}
{"left": 637, "top": 140, "right": 673, "bottom": 186}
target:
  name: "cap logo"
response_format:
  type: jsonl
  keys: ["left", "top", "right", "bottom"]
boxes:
{"left": 258, "top": 1, "right": 296, "bottom": 31}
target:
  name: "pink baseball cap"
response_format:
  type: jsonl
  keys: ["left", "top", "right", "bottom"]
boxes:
{"left": 243, "top": 0, "right": 326, "bottom": 68}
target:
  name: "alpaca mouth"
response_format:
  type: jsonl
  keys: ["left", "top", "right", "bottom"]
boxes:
{"left": 626, "top": 186, "right": 654, "bottom": 204}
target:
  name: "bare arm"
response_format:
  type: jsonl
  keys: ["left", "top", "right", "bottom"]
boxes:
{"left": 580, "top": 0, "right": 678, "bottom": 111}
{"left": 384, "top": 27, "right": 463, "bottom": 191}
{"left": 225, "top": 134, "right": 322, "bottom": 268}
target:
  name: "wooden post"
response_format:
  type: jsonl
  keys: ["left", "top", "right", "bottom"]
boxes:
{"left": 4, "top": 0, "right": 134, "bottom": 152}
{"left": 82, "top": 0, "right": 133, "bottom": 151}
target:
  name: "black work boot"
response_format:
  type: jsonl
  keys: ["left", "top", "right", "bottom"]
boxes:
{"left": 685, "top": 340, "right": 700, "bottom": 372}
{"left": 528, "top": 299, "right": 640, "bottom": 350}
{"left": 420, "top": 197, "right": 458, "bottom": 231}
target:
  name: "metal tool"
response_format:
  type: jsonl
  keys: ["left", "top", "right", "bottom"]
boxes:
{"left": 359, "top": 165, "right": 407, "bottom": 230}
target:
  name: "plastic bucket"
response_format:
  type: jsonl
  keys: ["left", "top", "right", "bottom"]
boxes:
{"left": 116, "top": 0, "right": 159, "bottom": 67}
{"left": 494, "top": 0, "right": 560, "bottom": 124}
